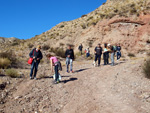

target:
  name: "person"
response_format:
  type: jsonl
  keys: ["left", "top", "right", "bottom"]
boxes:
{"left": 108, "top": 44, "right": 115, "bottom": 66}
{"left": 94, "top": 43, "right": 103, "bottom": 67}
{"left": 103, "top": 43, "right": 109, "bottom": 65}
{"left": 116, "top": 43, "right": 122, "bottom": 61}
{"left": 29, "top": 45, "right": 43, "bottom": 80}
{"left": 65, "top": 45, "right": 75, "bottom": 73}
{"left": 46, "top": 54, "right": 60, "bottom": 84}
{"left": 78, "top": 44, "right": 83, "bottom": 55}
{"left": 85, "top": 47, "right": 90, "bottom": 58}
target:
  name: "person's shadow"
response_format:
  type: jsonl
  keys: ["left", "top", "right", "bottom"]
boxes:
{"left": 74, "top": 68, "right": 90, "bottom": 73}
{"left": 61, "top": 78, "right": 78, "bottom": 84}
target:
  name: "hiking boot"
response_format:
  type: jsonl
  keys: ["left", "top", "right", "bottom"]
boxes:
{"left": 34, "top": 77, "right": 37, "bottom": 80}
{"left": 30, "top": 77, "right": 33, "bottom": 80}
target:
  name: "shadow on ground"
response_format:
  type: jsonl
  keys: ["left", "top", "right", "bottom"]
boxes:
{"left": 61, "top": 78, "right": 78, "bottom": 84}
{"left": 74, "top": 68, "right": 90, "bottom": 73}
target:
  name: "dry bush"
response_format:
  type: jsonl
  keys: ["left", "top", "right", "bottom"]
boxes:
{"left": 0, "top": 58, "right": 11, "bottom": 69}
{"left": 128, "top": 53, "right": 135, "bottom": 57}
{"left": 42, "top": 45, "right": 50, "bottom": 50}
{"left": 143, "top": 59, "right": 150, "bottom": 79}
{"left": 28, "top": 43, "right": 34, "bottom": 48}
{"left": 50, "top": 47, "right": 66, "bottom": 58}
{"left": 5, "top": 69, "right": 20, "bottom": 78}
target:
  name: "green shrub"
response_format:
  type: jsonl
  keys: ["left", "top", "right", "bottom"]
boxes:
{"left": 143, "top": 59, "right": 150, "bottom": 79}
{"left": 128, "top": 53, "right": 135, "bottom": 57}
{"left": 87, "top": 16, "right": 93, "bottom": 21}
{"left": 0, "top": 58, "right": 11, "bottom": 69}
{"left": 60, "top": 25, "right": 65, "bottom": 28}
{"left": 5, "top": 69, "right": 19, "bottom": 78}
{"left": 42, "top": 45, "right": 50, "bottom": 50}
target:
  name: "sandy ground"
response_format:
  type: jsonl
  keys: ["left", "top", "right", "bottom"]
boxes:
{"left": 0, "top": 57, "right": 150, "bottom": 113}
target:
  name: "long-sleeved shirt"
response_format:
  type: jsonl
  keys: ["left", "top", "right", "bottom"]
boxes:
{"left": 65, "top": 49, "right": 74, "bottom": 59}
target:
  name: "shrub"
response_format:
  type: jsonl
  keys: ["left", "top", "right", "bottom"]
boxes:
{"left": 128, "top": 53, "right": 135, "bottom": 57}
{"left": 28, "top": 43, "right": 34, "bottom": 48}
{"left": 42, "top": 45, "right": 50, "bottom": 50}
{"left": 11, "top": 42, "right": 19, "bottom": 46}
{"left": 0, "top": 58, "right": 11, "bottom": 69}
{"left": 55, "top": 48, "right": 66, "bottom": 58}
{"left": 87, "top": 16, "right": 93, "bottom": 21}
{"left": 81, "top": 15, "right": 87, "bottom": 18}
{"left": 5, "top": 69, "right": 19, "bottom": 78}
{"left": 0, "top": 51, "right": 17, "bottom": 66}
{"left": 60, "top": 25, "right": 65, "bottom": 28}
{"left": 143, "top": 59, "right": 150, "bottom": 79}
{"left": 81, "top": 24, "right": 86, "bottom": 29}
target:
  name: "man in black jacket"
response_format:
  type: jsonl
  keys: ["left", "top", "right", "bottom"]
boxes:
{"left": 65, "top": 45, "right": 74, "bottom": 73}
{"left": 94, "top": 43, "right": 102, "bottom": 67}
{"left": 29, "top": 45, "right": 43, "bottom": 79}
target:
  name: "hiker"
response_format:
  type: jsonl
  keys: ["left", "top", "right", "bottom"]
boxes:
{"left": 46, "top": 54, "right": 62, "bottom": 84}
{"left": 108, "top": 44, "right": 115, "bottom": 66}
{"left": 103, "top": 43, "right": 109, "bottom": 65}
{"left": 94, "top": 43, "right": 103, "bottom": 67}
{"left": 116, "top": 43, "right": 122, "bottom": 61}
{"left": 65, "top": 45, "right": 75, "bottom": 73}
{"left": 29, "top": 45, "right": 43, "bottom": 79}
{"left": 85, "top": 47, "right": 90, "bottom": 58}
{"left": 78, "top": 44, "right": 83, "bottom": 55}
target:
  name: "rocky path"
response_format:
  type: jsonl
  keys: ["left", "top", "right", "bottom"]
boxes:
{"left": 1, "top": 58, "right": 150, "bottom": 113}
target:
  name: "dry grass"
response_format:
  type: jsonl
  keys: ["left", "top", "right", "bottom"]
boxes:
{"left": 5, "top": 69, "right": 20, "bottom": 78}
{"left": 0, "top": 58, "right": 11, "bottom": 69}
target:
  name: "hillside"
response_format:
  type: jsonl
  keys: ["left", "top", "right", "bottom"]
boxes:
{"left": 0, "top": 0, "right": 150, "bottom": 113}
{"left": 0, "top": 0, "right": 150, "bottom": 57}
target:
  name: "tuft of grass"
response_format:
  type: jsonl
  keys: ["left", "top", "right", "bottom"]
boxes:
{"left": 0, "top": 58, "right": 11, "bottom": 69}
{"left": 128, "top": 53, "right": 136, "bottom": 57}
{"left": 5, "top": 69, "right": 20, "bottom": 78}
{"left": 143, "top": 59, "right": 150, "bottom": 79}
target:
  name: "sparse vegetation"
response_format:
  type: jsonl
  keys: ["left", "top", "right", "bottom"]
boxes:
{"left": 28, "top": 43, "right": 34, "bottom": 48}
{"left": 60, "top": 25, "right": 65, "bottom": 28}
{"left": 128, "top": 53, "right": 136, "bottom": 57}
{"left": 143, "top": 58, "right": 150, "bottom": 79}
{"left": 0, "top": 58, "right": 11, "bottom": 69}
{"left": 42, "top": 45, "right": 50, "bottom": 50}
{"left": 81, "top": 24, "right": 86, "bottom": 29}
{"left": 50, "top": 47, "right": 66, "bottom": 58}
{"left": 5, "top": 69, "right": 19, "bottom": 78}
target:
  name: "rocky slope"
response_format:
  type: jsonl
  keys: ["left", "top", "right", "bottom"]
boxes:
{"left": 1, "top": 0, "right": 150, "bottom": 57}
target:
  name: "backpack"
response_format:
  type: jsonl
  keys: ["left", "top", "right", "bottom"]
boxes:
{"left": 113, "top": 46, "right": 117, "bottom": 52}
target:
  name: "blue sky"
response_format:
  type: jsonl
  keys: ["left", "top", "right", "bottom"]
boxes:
{"left": 0, "top": 0, "right": 106, "bottom": 39}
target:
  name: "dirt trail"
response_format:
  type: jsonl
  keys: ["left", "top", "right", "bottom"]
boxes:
{"left": 1, "top": 58, "right": 150, "bottom": 113}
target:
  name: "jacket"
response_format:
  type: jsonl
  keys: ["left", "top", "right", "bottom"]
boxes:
{"left": 65, "top": 49, "right": 74, "bottom": 60}
{"left": 29, "top": 48, "right": 43, "bottom": 63}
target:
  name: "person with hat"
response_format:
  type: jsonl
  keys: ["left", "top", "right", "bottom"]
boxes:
{"left": 29, "top": 45, "right": 43, "bottom": 79}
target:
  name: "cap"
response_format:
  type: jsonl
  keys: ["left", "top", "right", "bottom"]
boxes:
{"left": 37, "top": 45, "right": 41, "bottom": 49}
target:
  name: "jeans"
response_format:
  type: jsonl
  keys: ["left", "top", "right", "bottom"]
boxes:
{"left": 103, "top": 52, "right": 109, "bottom": 65}
{"left": 66, "top": 57, "right": 73, "bottom": 71}
{"left": 111, "top": 53, "right": 115, "bottom": 66}
{"left": 95, "top": 54, "right": 101, "bottom": 65}
{"left": 117, "top": 51, "right": 121, "bottom": 60}
{"left": 86, "top": 53, "right": 90, "bottom": 58}
{"left": 55, "top": 65, "right": 59, "bottom": 81}
{"left": 30, "top": 61, "right": 39, "bottom": 78}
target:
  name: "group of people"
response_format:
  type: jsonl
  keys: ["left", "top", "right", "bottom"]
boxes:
{"left": 94, "top": 43, "right": 121, "bottom": 67}
{"left": 28, "top": 43, "right": 121, "bottom": 84}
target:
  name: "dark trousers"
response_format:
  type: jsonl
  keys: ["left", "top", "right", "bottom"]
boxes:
{"left": 55, "top": 65, "right": 59, "bottom": 81}
{"left": 30, "top": 61, "right": 39, "bottom": 78}
{"left": 117, "top": 52, "right": 121, "bottom": 60}
{"left": 95, "top": 54, "right": 101, "bottom": 65}
{"left": 103, "top": 53, "right": 109, "bottom": 65}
